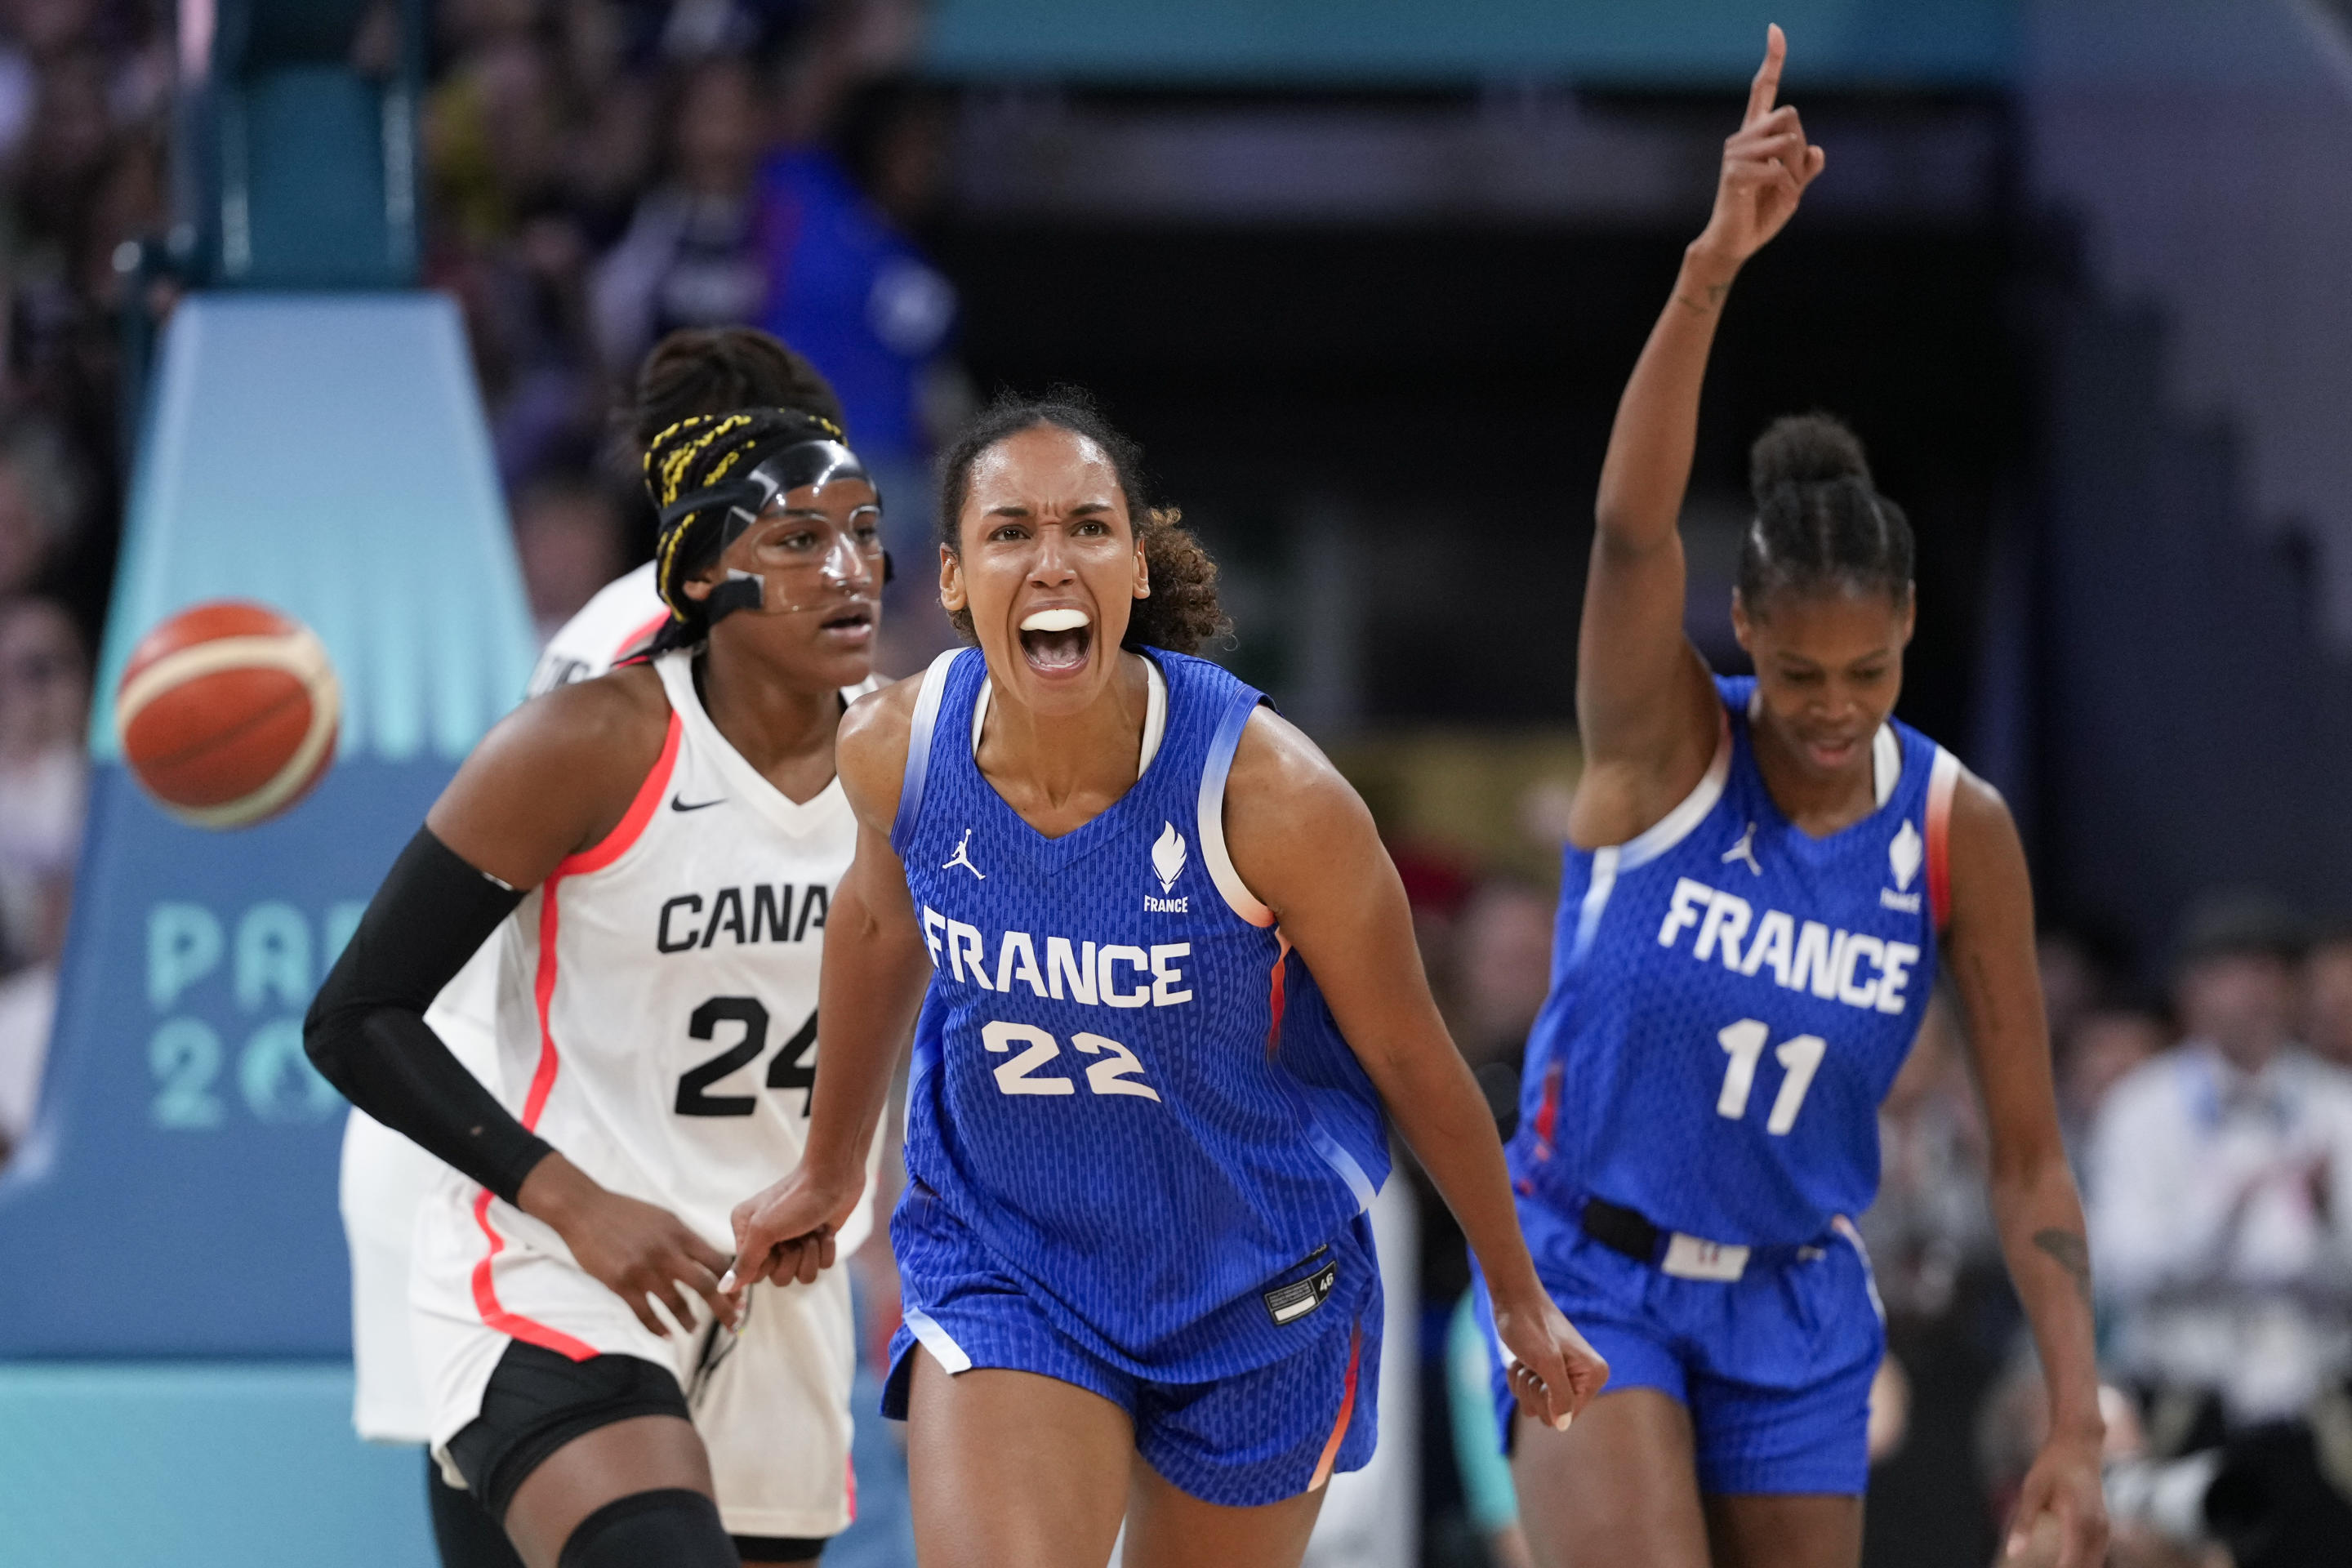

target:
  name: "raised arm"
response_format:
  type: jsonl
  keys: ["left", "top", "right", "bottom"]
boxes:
{"left": 1225, "top": 709, "right": 1608, "bottom": 1430}
{"left": 1944, "top": 773, "right": 2109, "bottom": 1568}
{"left": 1571, "top": 24, "right": 1824, "bottom": 847}
{"left": 728, "top": 681, "right": 936, "bottom": 1292}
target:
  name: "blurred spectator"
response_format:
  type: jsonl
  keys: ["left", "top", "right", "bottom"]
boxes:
{"left": 1388, "top": 840, "right": 1475, "bottom": 1015}
{"left": 427, "top": 0, "right": 653, "bottom": 251}
{"left": 755, "top": 73, "right": 958, "bottom": 474}
{"left": 0, "top": 866, "right": 61, "bottom": 1165}
{"left": 1857, "top": 999, "right": 2018, "bottom": 1568}
{"left": 2056, "top": 1003, "right": 2169, "bottom": 1162}
{"left": 1861, "top": 996, "right": 1998, "bottom": 1324}
{"left": 591, "top": 55, "right": 774, "bottom": 373}
{"left": 2038, "top": 923, "right": 2125, "bottom": 1063}
{"left": 512, "top": 474, "right": 626, "bottom": 645}
{"left": 0, "top": 595, "right": 86, "bottom": 961}
{"left": 0, "top": 594, "right": 86, "bottom": 1168}
{"left": 2303, "top": 922, "right": 2352, "bottom": 1070}
{"left": 2088, "top": 890, "right": 2352, "bottom": 1432}
{"left": 1978, "top": 1360, "right": 2221, "bottom": 1568}
{"left": 0, "top": 420, "right": 84, "bottom": 599}
{"left": 429, "top": 3, "right": 651, "bottom": 488}
{"left": 1451, "top": 875, "right": 1555, "bottom": 1080}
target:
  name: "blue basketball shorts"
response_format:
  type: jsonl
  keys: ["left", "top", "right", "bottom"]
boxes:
{"left": 1475, "top": 1201, "right": 1883, "bottom": 1496}
{"left": 881, "top": 1184, "right": 1380, "bottom": 1508}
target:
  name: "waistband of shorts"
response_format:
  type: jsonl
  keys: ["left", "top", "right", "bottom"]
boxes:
{"left": 1577, "top": 1193, "right": 1838, "bottom": 1279}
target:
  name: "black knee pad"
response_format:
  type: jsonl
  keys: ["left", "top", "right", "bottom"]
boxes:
{"left": 424, "top": 1452, "right": 524, "bottom": 1568}
{"left": 557, "top": 1488, "right": 738, "bottom": 1568}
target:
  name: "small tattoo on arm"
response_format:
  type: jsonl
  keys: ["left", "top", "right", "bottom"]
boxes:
{"left": 2034, "top": 1228, "right": 2092, "bottom": 1303}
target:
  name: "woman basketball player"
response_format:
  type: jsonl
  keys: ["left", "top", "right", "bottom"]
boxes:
{"left": 334, "top": 326, "right": 862, "bottom": 1568}
{"left": 1482, "top": 28, "right": 2106, "bottom": 1568}
{"left": 309, "top": 405, "right": 886, "bottom": 1568}
{"left": 726, "top": 391, "right": 1608, "bottom": 1568}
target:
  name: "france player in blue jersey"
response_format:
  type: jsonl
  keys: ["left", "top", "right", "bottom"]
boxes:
{"left": 1481, "top": 28, "right": 2107, "bottom": 1568}
{"left": 727, "top": 392, "right": 1606, "bottom": 1566}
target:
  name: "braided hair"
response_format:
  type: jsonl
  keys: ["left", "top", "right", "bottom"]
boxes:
{"left": 935, "top": 389, "right": 1228, "bottom": 655}
{"left": 642, "top": 406, "right": 850, "bottom": 653}
{"left": 632, "top": 327, "right": 844, "bottom": 450}
{"left": 1737, "top": 413, "right": 1914, "bottom": 611}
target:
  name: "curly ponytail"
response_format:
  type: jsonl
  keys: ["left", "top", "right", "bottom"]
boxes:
{"left": 937, "top": 389, "right": 1230, "bottom": 655}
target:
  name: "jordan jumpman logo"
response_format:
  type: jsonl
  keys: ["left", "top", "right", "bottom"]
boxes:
{"left": 943, "top": 828, "right": 986, "bottom": 880}
{"left": 1722, "top": 821, "right": 1762, "bottom": 876}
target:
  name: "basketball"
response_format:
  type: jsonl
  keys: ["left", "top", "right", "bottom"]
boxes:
{"left": 114, "top": 599, "right": 341, "bottom": 830}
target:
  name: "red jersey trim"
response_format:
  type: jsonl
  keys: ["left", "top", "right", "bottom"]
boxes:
{"left": 616, "top": 611, "right": 669, "bottom": 663}
{"left": 1264, "top": 932, "right": 1293, "bottom": 1058}
{"left": 1925, "top": 749, "right": 1961, "bottom": 930}
{"left": 559, "top": 710, "right": 684, "bottom": 878}
{"left": 1307, "top": 1324, "right": 1365, "bottom": 1491}
{"left": 469, "top": 710, "right": 686, "bottom": 1358}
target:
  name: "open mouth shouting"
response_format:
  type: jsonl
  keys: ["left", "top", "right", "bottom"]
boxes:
{"left": 1018, "top": 607, "right": 1093, "bottom": 674}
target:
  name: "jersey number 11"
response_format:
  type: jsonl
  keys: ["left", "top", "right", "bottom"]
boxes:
{"left": 1714, "top": 1018, "right": 1825, "bottom": 1136}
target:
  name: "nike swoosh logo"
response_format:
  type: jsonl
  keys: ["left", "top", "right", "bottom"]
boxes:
{"left": 670, "top": 796, "right": 724, "bottom": 813}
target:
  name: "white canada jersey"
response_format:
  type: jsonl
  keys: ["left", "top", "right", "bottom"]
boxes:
{"left": 477, "top": 648, "right": 876, "bottom": 1261}
{"left": 527, "top": 562, "right": 666, "bottom": 697}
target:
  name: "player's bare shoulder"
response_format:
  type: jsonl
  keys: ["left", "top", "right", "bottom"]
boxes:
{"left": 834, "top": 672, "right": 926, "bottom": 831}
{"left": 485, "top": 662, "right": 668, "bottom": 784}
{"left": 1224, "top": 704, "right": 1357, "bottom": 817}
{"left": 430, "top": 662, "right": 674, "bottom": 866}
{"left": 1219, "top": 705, "right": 1379, "bottom": 909}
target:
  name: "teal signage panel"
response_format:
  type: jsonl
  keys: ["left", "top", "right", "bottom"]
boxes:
{"left": 924, "top": 0, "right": 2017, "bottom": 87}
{"left": 0, "top": 292, "right": 534, "bottom": 1356}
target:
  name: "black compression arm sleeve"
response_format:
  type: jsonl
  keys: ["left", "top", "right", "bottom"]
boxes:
{"left": 305, "top": 827, "right": 552, "bottom": 1205}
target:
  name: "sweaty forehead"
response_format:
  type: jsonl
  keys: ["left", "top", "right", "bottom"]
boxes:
{"left": 966, "top": 426, "right": 1124, "bottom": 513}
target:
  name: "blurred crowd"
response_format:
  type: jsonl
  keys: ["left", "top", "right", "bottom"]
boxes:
{"left": 0, "top": 0, "right": 962, "bottom": 1168}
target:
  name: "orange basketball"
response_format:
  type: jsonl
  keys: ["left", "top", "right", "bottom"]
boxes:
{"left": 115, "top": 600, "right": 341, "bottom": 829}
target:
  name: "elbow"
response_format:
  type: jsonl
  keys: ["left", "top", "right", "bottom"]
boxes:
{"left": 301, "top": 973, "right": 367, "bottom": 1096}
{"left": 301, "top": 1004, "right": 354, "bottom": 1097}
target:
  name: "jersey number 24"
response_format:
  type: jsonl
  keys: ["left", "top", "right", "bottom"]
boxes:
{"left": 675, "top": 996, "right": 816, "bottom": 1117}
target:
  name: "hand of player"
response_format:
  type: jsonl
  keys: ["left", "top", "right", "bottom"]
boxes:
{"left": 724, "top": 1162, "right": 865, "bottom": 1300}
{"left": 1490, "top": 1285, "right": 1610, "bottom": 1432}
{"left": 517, "top": 1152, "right": 739, "bottom": 1335}
{"left": 1691, "top": 24, "right": 1825, "bottom": 272}
{"left": 2001, "top": 1430, "right": 2108, "bottom": 1568}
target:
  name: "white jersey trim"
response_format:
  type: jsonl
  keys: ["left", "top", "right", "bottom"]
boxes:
{"left": 1197, "top": 698, "right": 1274, "bottom": 928}
{"left": 902, "top": 1306, "right": 973, "bottom": 1374}
{"left": 1568, "top": 844, "right": 1622, "bottom": 969}
{"left": 1615, "top": 708, "right": 1734, "bottom": 873}
{"left": 970, "top": 656, "right": 1169, "bottom": 774}
{"left": 895, "top": 649, "right": 964, "bottom": 844}
{"left": 1872, "top": 725, "right": 1901, "bottom": 808}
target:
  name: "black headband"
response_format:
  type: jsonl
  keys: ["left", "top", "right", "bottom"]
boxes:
{"left": 657, "top": 439, "right": 874, "bottom": 535}
{"left": 656, "top": 437, "right": 880, "bottom": 623}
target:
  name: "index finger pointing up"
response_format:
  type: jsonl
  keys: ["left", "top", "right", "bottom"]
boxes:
{"left": 1746, "top": 23, "right": 1788, "bottom": 126}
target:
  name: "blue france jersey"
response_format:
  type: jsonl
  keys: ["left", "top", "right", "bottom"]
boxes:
{"left": 891, "top": 648, "right": 1390, "bottom": 1380}
{"left": 1509, "top": 677, "right": 1960, "bottom": 1247}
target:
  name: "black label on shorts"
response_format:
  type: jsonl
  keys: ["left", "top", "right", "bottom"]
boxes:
{"left": 1263, "top": 1256, "right": 1337, "bottom": 1327}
